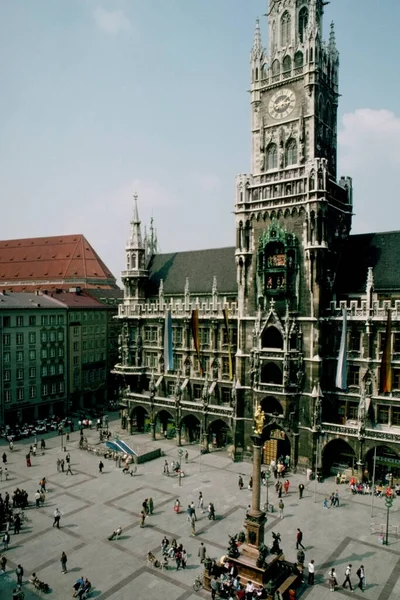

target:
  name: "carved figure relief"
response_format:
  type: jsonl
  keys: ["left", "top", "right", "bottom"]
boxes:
{"left": 253, "top": 402, "right": 265, "bottom": 435}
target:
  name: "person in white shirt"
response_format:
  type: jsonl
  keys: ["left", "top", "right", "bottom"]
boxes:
{"left": 308, "top": 559, "right": 315, "bottom": 585}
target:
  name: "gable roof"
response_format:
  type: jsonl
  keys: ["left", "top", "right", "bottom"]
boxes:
{"left": 335, "top": 231, "right": 400, "bottom": 294}
{"left": 147, "top": 247, "right": 237, "bottom": 296}
{"left": 0, "top": 234, "right": 117, "bottom": 291}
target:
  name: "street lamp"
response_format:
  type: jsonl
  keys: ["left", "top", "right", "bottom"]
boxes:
{"left": 384, "top": 494, "right": 395, "bottom": 546}
{"left": 264, "top": 469, "right": 271, "bottom": 513}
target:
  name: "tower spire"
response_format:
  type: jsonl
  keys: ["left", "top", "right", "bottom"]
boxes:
{"left": 128, "top": 192, "right": 143, "bottom": 249}
{"left": 252, "top": 19, "right": 262, "bottom": 57}
{"left": 328, "top": 21, "right": 338, "bottom": 58}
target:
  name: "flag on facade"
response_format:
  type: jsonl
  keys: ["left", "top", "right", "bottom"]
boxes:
{"left": 163, "top": 309, "right": 174, "bottom": 372}
{"left": 335, "top": 308, "right": 348, "bottom": 390}
{"left": 223, "top": 307, "right": 233, "bottom": 381}
{"left": 380, "top": 309, "right": 392, "bottom": 393}
{"left": 191, "top": 308, "right": 204, "bottom": 375}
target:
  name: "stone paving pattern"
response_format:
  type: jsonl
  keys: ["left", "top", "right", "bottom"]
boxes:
{"left": 0, "top": 418, "right": 399, "bottom": 600}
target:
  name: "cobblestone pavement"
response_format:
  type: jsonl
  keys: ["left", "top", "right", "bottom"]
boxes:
{"left": 0, "top": 417, "right": 399, "bottom": 600}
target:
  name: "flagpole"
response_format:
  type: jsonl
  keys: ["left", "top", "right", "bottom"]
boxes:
{"left": 371, "top": 446, "right": 377, "bottom": 518}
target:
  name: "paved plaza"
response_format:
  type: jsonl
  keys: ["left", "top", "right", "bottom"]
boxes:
{"left": 0, "top": 418, "right": 399, "bottom": 600}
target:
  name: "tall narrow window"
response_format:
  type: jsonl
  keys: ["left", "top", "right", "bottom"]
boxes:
{"left": 282, "top": 55, "right": 292, "bottom": 75}
{"left": 272, "top": 59, "right": 280, "bottom": 77}
{"left": 281, "top": 11, "right": 291, "bottom": 46}
{"left": 298, "top": 7, "right": 308, "bottom": 43}
{"left": 285, "top": 139, "right": 298, "bottom": 166}
{"left": 266, "top": 144, "right": 278, "bottom": 170}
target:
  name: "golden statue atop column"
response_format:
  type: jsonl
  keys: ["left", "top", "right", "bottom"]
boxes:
{"left": 253, "top": 402, "right": 265, "bottom": 435}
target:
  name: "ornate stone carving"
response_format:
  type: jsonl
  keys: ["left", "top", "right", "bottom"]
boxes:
{"left": 254, "top": 402, "right": 265, "bottom": 435}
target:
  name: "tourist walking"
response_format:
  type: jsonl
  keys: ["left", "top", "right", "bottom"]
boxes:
{"left": 238, "top": 475, "right": 244, "bottom": 490}
{"left": 181, "top": 548, "right": 187, "bottom": 568}
{"left": 190, "top": 513, "right": 196, "bottom": 536}
{"left": 60, "top": 459, "right": 65, "bottom": 473}
{"left": 2, "top": 452, "right": 7, "bottom": 464}
{"left": 2, "top": 531, "right": 10, "bottom": 550}
{"left": 140, "top": 510, "right": 146, "bottom": 528}
{"left": 198, "top": 542, "right": 207, "bottom": 563}
{"left": 197, "top": 491, "right": 204, "bottom": 511}
{"left": 61, "top": 551, "right": 68, "bottom": 573}
{"left": 66, "top": 462, "right": 73, "bottom": 475}
{"left": 296, "top": 529, "right": 305, "bottom": 550}
{"left": 16, "top": 564, "right": 24, "bottom": 585}
{"left": 284, "top": 479, "right": 290, "bottom": 496}
{"left": 0, "top": 553, "right": 7, "bottom": 571}
{"left": 99, "top": 461, "right": 104, "bottom": 474}
{"left": 308, "top": 560, "right": 315, "bottom": 585}
{"left": 53, "top": 508, "right": 61, "bottom": 529}
{"left": 298, "top": 483, "right": 305, "bottom": 499}
{"left": 356, "top": 565, "right": 365, "bottom": 591}
{"left": 329, "top": 567, "right": 338, "bottom": 591}
{"left": 342, "top": 564, "right": 354, "bottom": 591}
{"left": 184, "top": 450, "right": 189, "bottom": 463}
{"left": 14, "top": 514, "right": 21, "bottom": 535}
{"left": 278, "top": 499, "right": 284, "bottom": 519}
{"left": 148, "top": 498, "right": 154, "bottom": 515}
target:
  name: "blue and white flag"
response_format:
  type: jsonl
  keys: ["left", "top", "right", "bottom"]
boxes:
{"left": 164, "top": 309, "right": 174, "bottom": 372}
{"left": 335, "top": 308, "right": 348, "bottom": 390}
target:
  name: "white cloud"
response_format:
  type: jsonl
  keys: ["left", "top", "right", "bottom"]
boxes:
{"left": 338, "top": 108, "right": 400, "bottom": 233}
{"left": 93, "top": 6, "right": 131, "bottom": 35}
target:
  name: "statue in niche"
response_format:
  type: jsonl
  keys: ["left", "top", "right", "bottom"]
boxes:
{"left": 253, "top": 402, "right": 265, "bottom": 435}
{"left": 136, "top": 333, "right": 143, "bottom": 367}
{"left": 212, "top": 359, "right": 219, "bottom": 380}
{"left": 201, "top": 377, "right": 209, "bottom": 406}
{"left": 365, "top": 377, "right": 373, "bottom": 397}
{"left": 174, "top": 373, "right": 182, "bottom": 404}
{"left": 184, "top": 357, "right": 191, "bottom": 377}
{"left": 358, "top": 390, "right": 367, "bottom": 425}
{"left": 283, "top": 355, "right": 290, "bottom": 388}
{"left": 230, "top": 382, "right": 237, "bottom": 410}
{"left": 313, "top": 391, "right": 322, "bottom": 431}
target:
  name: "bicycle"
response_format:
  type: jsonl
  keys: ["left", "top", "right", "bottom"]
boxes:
{"left": 192, "top": 572, "right": 204, "bottom": 592}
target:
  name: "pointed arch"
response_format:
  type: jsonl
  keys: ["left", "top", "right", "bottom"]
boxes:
{"left": 262, "top": 326, "right": 284, "bottom": 350}
{"left": 272, "top": 59, "right": 280, "bottom": 77}
{"left": 282, "top": 55, "right": 292, "bottom": 76}
{"left": 298, "top": 7, "right": 308, "bottom": 43}
{"left": 309, "top": 47, "right": 314, "bottom": 62}
{"left": 294, "top": 51, "right": 303, "bottom": 69}
{"left": 281, "top": 11, "right": 291, "bottom": 46}
{"left": 266, "top": 143, "right": 278, "bottom": 170}
{"left": 285, "top": 139, "right": 298, "bottom": 166}
{"left": 261, "top": 362, "right": 283, "bottom": 385}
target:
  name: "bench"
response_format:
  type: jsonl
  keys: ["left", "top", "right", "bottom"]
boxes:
{"left": 274, "top": 575, "right": 298, "bottom": 600}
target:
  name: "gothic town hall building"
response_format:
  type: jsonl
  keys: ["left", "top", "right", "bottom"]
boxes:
{"left": 114, "top": 0, "right": 400, "bottom": 480}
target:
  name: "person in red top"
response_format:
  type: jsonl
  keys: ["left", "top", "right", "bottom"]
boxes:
{"left": 284, "top": 479, "right": 290, "bottom": 496}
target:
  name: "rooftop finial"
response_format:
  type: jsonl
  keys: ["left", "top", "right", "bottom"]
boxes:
{"left": 329, "top": 21, "right": 338, "bottom": 56}
{"left": 133, "top": 192, "right": 140, "bottom": 223}
{"left": 252, "top": 18, "right": 263, "bottom": 57}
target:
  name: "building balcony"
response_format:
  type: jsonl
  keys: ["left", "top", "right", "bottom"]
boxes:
{"left": 321, "top": 422, "right": 400, "bottom": 443}
{"left": 123, "top": 390, "right": 234, "bottom": 418}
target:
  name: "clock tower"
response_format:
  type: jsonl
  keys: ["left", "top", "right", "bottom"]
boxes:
{"left": 234, "top": 0, "right": 353, "bottom": 460}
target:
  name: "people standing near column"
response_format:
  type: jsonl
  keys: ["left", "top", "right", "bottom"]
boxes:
{"left": 298, "top": 483, "right": 305, "bottom": 499}
{"left": 198, "top": 542, "right": 206, "bottom": 563}
{"left": 278, "top": 499, "right": 284, "bottom": 519}
{"left": 61, "top": 551, "right": 68, "bottom": 574}
{"left": 53, "top": 508, "right": 61, "bottom": 529}
{"left": 307, "top": 560, "right": 315, "bottom": 585}
{"left": 356, "top": 565, "right": 365, "bottom": 591}
{"left": 296, "top": 529, "right": 305, "bottom": 550}
{"left": 342, "top": 564, "right": 354, "bottom": 591}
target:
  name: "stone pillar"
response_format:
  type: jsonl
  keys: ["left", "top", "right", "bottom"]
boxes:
{"left": 245, "top": 434, "right": 266, "bottom": 549}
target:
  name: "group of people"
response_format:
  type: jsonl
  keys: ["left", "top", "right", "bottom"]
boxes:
{"left": 327, "top": 563, "right": 366, "bottom": 592}
{"left": 209, "top": 560, "right": 266, "bottom": 600}
{"left": 160, "top": 537, "right": 188, "bottom": 569}
{"left": 72, "top": 576, "right": 92, "bottom": 598}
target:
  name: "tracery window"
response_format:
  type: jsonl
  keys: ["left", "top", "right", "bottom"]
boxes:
{"left": 266, "top": 144, "right": 278, "bottom": 170}
{"left": 285, "top": 139, "right": 298, "bottom": 166}
{"left": 281, "top": 11, "right": 291, "bottom": 46}
{"left": 298, "top": 7, "right": 308, "bottom": 43}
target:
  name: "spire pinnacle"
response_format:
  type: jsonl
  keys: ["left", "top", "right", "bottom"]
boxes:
{"left": 328, "top": 21, "right": 338, "bottom": 56}
{"left": 127, "top": 192, "right": 143, "bottom": 249}
{"left": 252, "top": 18, "right": 263, "bottom": 58}
{"left": 133, "top": 192, "right": 140, "bottom": 223}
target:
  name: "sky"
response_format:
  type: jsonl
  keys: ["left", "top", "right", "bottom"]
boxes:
{"left": 1, "top": 0, "right": 399, "bottom": 282}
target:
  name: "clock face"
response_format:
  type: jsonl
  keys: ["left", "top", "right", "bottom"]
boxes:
{"left": 268, "top": 89, "right": 296, "bottom": 119}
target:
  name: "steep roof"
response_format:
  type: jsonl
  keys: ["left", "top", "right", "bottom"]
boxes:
{"left": 335, "top": 231, "right": 400, "bottom": 294}
{"left": 0, "top": 291, "right": 64, "bottom": 310}
{"left": 0, "top": 234, "right": 117, "bottom": 291}
{"left": 52, "top": 291, "right": 106, "bottom": 309}
{"left": 147, "top": 247, "right": 237, "bottom": 296}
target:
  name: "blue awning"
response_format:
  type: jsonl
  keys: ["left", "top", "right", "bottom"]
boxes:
{"left": 104, "top": 440, "right": 137, "bottom": 456}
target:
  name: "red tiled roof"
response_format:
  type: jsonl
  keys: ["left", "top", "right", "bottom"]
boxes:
{"left": 0, "top": 234, "right": 118, "bottom": 291}
{"left": 52, "top": 291, "right": 108, "bottom": 308}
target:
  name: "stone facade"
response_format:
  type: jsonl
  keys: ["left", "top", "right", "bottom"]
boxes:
{"left": 114, "top": 1, "right": 400, "bottom": 479}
